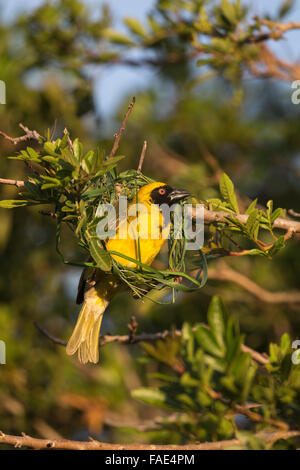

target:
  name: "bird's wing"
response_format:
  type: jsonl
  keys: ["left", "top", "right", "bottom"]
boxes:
{"left": 76, "top": 262, "right": 97, "bottom": 305}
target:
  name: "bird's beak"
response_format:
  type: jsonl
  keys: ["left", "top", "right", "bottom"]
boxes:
{"left": 168, "top": 188, "right": 190, "bottom": 202}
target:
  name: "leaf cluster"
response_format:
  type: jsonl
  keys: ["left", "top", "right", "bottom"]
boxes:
{"left": 0, "top": 131, "right": 206, "bottom": 301}
{"left": 14, "top": 0, "right": 296, "bottom": 88}
{"left": 206, "top": 173, "right": 287, "bottom": 258}
{"left": 133, "top": 296, "right": 300, "bottom": 448}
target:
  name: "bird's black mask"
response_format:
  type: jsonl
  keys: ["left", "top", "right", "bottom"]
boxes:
{"left": 150, "top": 185, "right": 190, "bottom": 206}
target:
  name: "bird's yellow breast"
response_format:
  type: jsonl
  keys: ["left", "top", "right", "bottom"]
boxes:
{"left": 107, "top": 199, "right": 169, "bottom": 268}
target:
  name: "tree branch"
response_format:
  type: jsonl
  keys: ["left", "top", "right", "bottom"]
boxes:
{"left": 201, "top": 208, "right": 300, "bottom": 234}
{"left": 0, "top": 178, "right": 24, "bottom": 188}
{"left": 259, "top": 19, "right": 300, "bottom": 38}
{"left": 137, "top": 140, "right": 147, "bottom": 173}
{"left": 289, "top": 209, "right": 300, "bottom": 218}
{"left": 0, "top": 429, "right": 299, "bottom": 450}
{"left": 205, "top": 386, "right": 288, "bottom": 431}
{"left": 241, "top": 20, "right": 300, "bottom": 44}
{"left": 34, "top": 323, "right": 269, "bottom": 365}
{"left": 0, "top": 123, "right": 41, "bottom": 145}
{"left": 208, "top": 262, "right": 300, "bottom": 304}
{"left": 39, "top": 211, "right": 58, "bottom": 219}
{"left": 108, "top": 97, "right": 136, "bottom": 159}
{"left": 247, "top": 44, "right": 300, "bottom": 82}
{"left": 34, "top": 322, "right": 66, "bottom": 346}
{"left": 0, "top": 175, "right": 299, "bottom": 235}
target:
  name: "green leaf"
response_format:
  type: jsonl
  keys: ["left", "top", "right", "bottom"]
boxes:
{"left": 95, "top": 51, "right": 120, "bottom": 63}
{"left": 194, "top": 6, "right": 212, "bottom": 34}
{"left": 195, "top": 326, "right": 223, "bottom": 358}
{"left": 61, "top": 148, "right": 78, "bottom": 168}
{"left": 221, "top": 0, "right": 238, "bottom": 24}
{"left": 8, "top": 156, "right": 28, "bottom": 161}
{"left": 81, "top": 150, "right": 95, "bottom": 173}
{"left": 206, "top": 198, "right": 235, "bottom": 213}
{"left": 271, "top": 208, "right": 282, "bottom": 223}
{"left": 81, "top": 187, "right": 107, "bottom": 200}
{"left": 61, "top": 205, "right": 75, "bottom": 212}
{"left": 266, "top": 200, "right": 273, "bottom": 221}
{"left": 233, "top": 353, "right": 251, "bottom": 383}
{"left": 239, "top": 248, "right": 265, "bottom": 256}
{"left": 86, "top": 231, "right": 112, "bottom": 272}
{"left": 103, "top": 29, "right": 135, "bottom": 45}
{"left": 42, "top": 155, "right": 60, "bottom": 165}
{"left": 180, "top": 372, "right": 200, "bottom": 387}
{"left": 103, "top": 155, "right": 125, "bottom": 166}
{"left": 124, "top": 17, "right": 147, "bottom": 39}
{"left": 196, "top": 58, "right": 216, "bottom": 67}
{"left": 269, "top": 342, "right": 279, "bottom": 363}
{"left": 196, "top": 390, "right": 211, "bottom": 407}
{"left": 207, "top": 296, "right": 226, "bottom": 353}
{"left": 24, "top": 181, "right": 43, "bottom": 199}
{"left": 280, "top": 333, "right": 291, "bottom": 356}
{"left": 41, "top": 175, "right": 62, "bottom": 187}
{"left": 279, "top": 0, "right": 295, "bottom": 18}
{"left": 44, "top": 142, "right": 57, "bottom": 156}
{"left": 148, "top": 373, "right": 177, "bottom": 383}
{"left": 219, "top": 173, "right": 239, "bottom": 213}
{"left": 176, "top": 393, "right": 196, "bottom": 408}
{"left": 245, "top": 198, "right": 257, "bottom": 215}
{"left": 132, "top": 387, "right": 170, "bottom": 409}
{"left": 73, "top": 138, "right": 83, "bottom": 161}
{"left": 26, "top": 147, "right": 41, "bottom": 162}
{"left": 268, "top": 235, "right": 285, "bottom": 257}
{"left": 226, "top": 336, "right": 242, "bottom": 365}
{"left": 246, "top": 209, "right": 260, "bottom": 239}
{"left": 225, "top": 216, "right": 245, "bottom": 230}
{"left": 41, "top": 183, "right": 59, "bottom": 190}
{"left": 241, "top": 363, "right": 257, "bottom": 403}
{"left": 148, "top": 15, "right": 162, "bottom": 33}
{"left": 0, "top": 199, "right": 33, "bottom": 208}
{"left": 59, "top": 132, "right": 69, "bottom": 149}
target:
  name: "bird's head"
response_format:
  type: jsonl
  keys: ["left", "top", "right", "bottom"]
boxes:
{"left": 137, "top": 182, "right": 190, "bottom": 206}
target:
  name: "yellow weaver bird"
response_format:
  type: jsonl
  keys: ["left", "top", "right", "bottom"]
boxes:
{"left": 66, "top": 182, "right": 189, "bottom": 364}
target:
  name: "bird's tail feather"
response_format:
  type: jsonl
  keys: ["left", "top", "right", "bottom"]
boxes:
{"left": 66, "top": 294, "right": 109, "bottom": 364}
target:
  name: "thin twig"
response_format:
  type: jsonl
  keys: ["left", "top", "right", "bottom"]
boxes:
{"left": 34, "top": 322, "right": 67, "bottom": 346}
{"left": 205, "top": 386, "right": 288, "bottom": 431}
{"left": 0, "top": 178, "right": 25, "bottom": 188}
{"left": 259, "top": 19, "right": 300, "bottom": 38}
{"left": 208, "top": 262, "right": 300, "bottom": 305}
{"left": 108, "top": 97, "right": 136, "bottom": 159}
{"left": 247, "top": 43, "right": 300, "bottom": 82}
{"left": 240, "top": 344, "right": 269, "bottom": 365}
{"left": 289, "top": 209, "right": 300, "bottom": 218}
{"left": 137, "top": 140, "right": 147, "bottom": 173}
{"left": 127, "top": 316, "right": 138, "bottom": 344}
{"left": 0, "top": 429, "right": 299, "bottom": 450}
{"left": 92, "top": 50, "right": 200, "bottom": 68}
{"left": 39, "top": 211, "right": 58, "bottom": 219}
{"left": 34, "top": 323, "right": 269, "bottom": 365}
{"left": 234, "top": 404, "right": 288, "bottom": 431}
{"left": 238, "top": 19, "right": 300, "bottom": 44}
{"left": 103, "top": 411, "right": 180, "bottom": 432}
{"left": 0, "top": 123, "right": 41, "bottom": 145}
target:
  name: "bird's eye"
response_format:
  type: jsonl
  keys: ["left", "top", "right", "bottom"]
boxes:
{"left": 158, "top": 188, "right": 166, "bottom": 195}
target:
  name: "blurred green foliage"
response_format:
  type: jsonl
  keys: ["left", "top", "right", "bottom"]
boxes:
{"left": 0, "top": 0, "right": 299, "bottom": 449}
{"left": 133, "top": 296, "right": 300, "bottom": 448}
